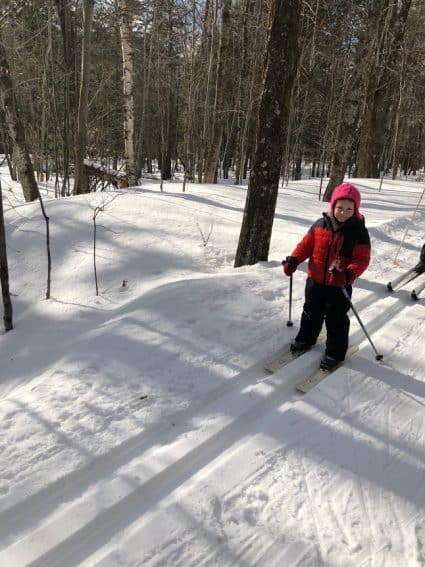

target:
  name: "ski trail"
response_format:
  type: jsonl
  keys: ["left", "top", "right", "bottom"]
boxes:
{"left": 0, "top": 345, "right": 293, "bottom": 545}
{"left": 325, "top": 349, "right": 425, "bottom": 566}
{"left": 86, "top": 443, "right": 320, "bottom": 567}
{"left": 1, "top": 283, "right": 422, "bottom": 566}
{"left": 345, "top": 373, "right": 378, "bottom": 564}
{"left": 0, "top": 353, "right": 318, "bottom": 566}
{"left": 327, "top": 496, "right": 362, "bottom": 555}
{"left": 299, "top": 458, "right": 325, "bottom": 566}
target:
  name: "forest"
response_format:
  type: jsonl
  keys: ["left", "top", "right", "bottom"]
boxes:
{"left": 1, "top": 3, "right": 425, "bottom": 559}
{"left": 0, "top": 0, "right": 424, "bottom": 203}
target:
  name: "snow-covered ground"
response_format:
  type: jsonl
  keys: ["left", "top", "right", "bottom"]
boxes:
{"left": 0, "top": 166, "right": 424, "bottom": 566}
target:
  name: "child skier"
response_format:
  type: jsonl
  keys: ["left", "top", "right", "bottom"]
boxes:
{"left": 283, "top": 182, "right": 371, "bottom": 371}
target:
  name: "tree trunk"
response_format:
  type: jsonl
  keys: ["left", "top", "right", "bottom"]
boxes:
{"left": 356, "top": 0, "right": 412, "bottom": 179}
{"left": 234, "top": 0, "right": 301, "bottom": 267}
{"left": 0, "top": 36, "right": 39, "bottom": 202}
{"left": 74, "top": 0, "right": 95, "bottom": 194}
{"left": 0, "top": 119, "right": 17, "bottom": 181}
{"left": 0, "top": 179, "right": 13, "bottom": 331}
{"left": 160, "top": 7, "right": 177, "bottom": 182}
{"left": 198, "top": 0, "right": 216, "bottom": 183}
{"left": 322, "top": 31, "right": 370, "bottom": 201}
{"left": 204, "top": 0, "right": 232, "bottom": 183}
{"left": 391, "top": 49, "right": 406, "bottom": 179}
{"left": 322, "top": 2, "right": 389, "bottom": 201}
{"left": 234, "top": 0, "right": 262, "bottom": 185}
{"left": 54, "top": 0, "right": 77, "bottom": 197}
{"left": 181, "top": 0, "right": 197, "bottom": 186}
{"left": 117, "top": 0, "right": 138, "bottom": 186}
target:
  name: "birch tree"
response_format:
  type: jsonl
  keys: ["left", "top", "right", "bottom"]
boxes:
{"left": 116, "top": 0, "right": 138, "bottom": 186}
{"left": 74, "top": 0, "right": 95, "bottom": 195}
{"left": 54, "top": 0, "right": 77, "bottom": 197}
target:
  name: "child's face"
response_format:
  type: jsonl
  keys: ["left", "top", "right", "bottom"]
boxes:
{"left": 334, "top": 199, "right": 355, "bottom": 222}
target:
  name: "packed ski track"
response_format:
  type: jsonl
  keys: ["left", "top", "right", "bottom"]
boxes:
{"left": 0, "top": 172, "right": 424, "bottom": 566}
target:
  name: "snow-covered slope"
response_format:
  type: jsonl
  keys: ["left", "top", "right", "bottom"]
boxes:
{"left": 0, "top": 170, "right": 424, "bottom": 566}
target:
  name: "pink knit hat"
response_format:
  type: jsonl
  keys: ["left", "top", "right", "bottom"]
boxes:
{"left": 330, "top": 182, "right": 361, "bottom": 218}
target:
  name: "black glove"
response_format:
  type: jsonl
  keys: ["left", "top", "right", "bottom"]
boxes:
{"left": 282, "top": 256, "right": 297, "bottom": 276}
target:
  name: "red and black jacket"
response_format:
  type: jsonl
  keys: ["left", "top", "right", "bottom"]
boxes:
{"left": 290, "top": 213, "right": 371, "bottom": 286}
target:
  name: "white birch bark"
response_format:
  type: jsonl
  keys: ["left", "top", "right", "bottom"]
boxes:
{"left": 74, "top": 0, "right": 94, "bottom": 194}
{"left": 117, "top": 0, "right": 138, "bottom": 187}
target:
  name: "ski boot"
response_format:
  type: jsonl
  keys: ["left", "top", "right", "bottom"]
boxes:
{"left": 414, "top": 261, "right": 425, "bottom": 275}
{"left": 320, "top": 355, "right": 340, "bottom": 371}
{"left": 290, "top": 340, "right": 311, "bottom": 355}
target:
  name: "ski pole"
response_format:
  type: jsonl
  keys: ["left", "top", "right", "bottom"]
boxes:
{"left": 287, "top": 274, "right": 294, "bottom": 327}
{"left": 341, "top": 287, "right": 383, "bottom": 361}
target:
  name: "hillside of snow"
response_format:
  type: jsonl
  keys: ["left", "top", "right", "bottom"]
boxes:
{"left": 0, "top": 168, "right": 424, "bottom": 566}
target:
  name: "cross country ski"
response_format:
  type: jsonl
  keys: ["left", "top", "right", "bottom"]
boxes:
{"left": 387, "top": 244, "right": 425, "bottom": 292}
{"left": 387, "top": 268, "right": 420, "bottom": 291}
{"left": 411, "top": 277, "right": 425, "bottom": 300}
{"left": 295, "top": 345, "right": 359, "bottom": 393}
{"left": 263, "top": 344, "right": 295, "bottom": 374}
{"left": 264, "top": 332, "right": 326, "bottom": 373}
{"left": 264, "top": 343, "right": 311, "bottom": 374}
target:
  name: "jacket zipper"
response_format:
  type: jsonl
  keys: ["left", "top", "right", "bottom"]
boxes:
{"left": 323, "top": 240, "right": 332, "bottom": 284}
{"left": 323, "top": 231, "right": 340, "bottom": 284}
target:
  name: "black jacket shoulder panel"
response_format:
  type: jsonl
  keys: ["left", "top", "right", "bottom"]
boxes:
{"left": 309, "top": 216, "right": 327, "bottom": 232}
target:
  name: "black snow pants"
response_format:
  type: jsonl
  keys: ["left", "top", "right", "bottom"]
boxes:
{"left": 295, "top": 278, "right": 352, "bottom": 361}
